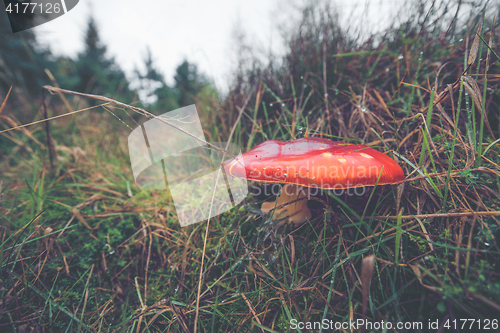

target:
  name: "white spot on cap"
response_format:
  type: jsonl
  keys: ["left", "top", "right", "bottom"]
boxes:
{"left": 360, "top": 153, "right": 374, "bottom": 159}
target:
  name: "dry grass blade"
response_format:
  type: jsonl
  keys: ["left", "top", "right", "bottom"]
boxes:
{"left": 142, "top": 308, "right": 174, "bottom": 333}
{"left": 0, "top": 103, "right": 109, "bottom": 135}
{"left": 241, "top": 293, "right": 265, "bottom": 333}
{"left": 415, "top": 218, "right": 434, "bottom": 251}
{"left": 463, "top": 76, "right": 483, "bottom": 112}
{"left": 0, "top": 86, "right": 12, "bottom": 115}
{"left": 468, "top": 21, "right": 482, "bottom": 67}
{"left": 288, "top": 234, "right": 296, "bottom": 266}
{"left": 361, "top": 254, "right": 375, "bottom": 320}
{"left": 42, "top": 88, "right": 58, "bottom": 171}
{"left": 409, "top": 265, "right": 441, "bottom": 292}
{"left": 417, "top": 113, "right": 440, "bottom": 159}
{"left": 71, "top": 207, "right": 94, "bottom": 230}
{"left": 79, "top": 264, "right": 94, "bottom": 329}
{"left": 42, "top": 85, "right": 234, "bottom": 158}
{"left": 0, "top": 114, "right": 46, "bottom": 148}
{"left": 467, "top": 292, "right": 500, "bottom": 313}
{"left": 171, "top": 302, "right": 191, "bottom": 333}
{"left": 396, "top": 183, "right": 404, "bottom": 214}
{"left": 44, "top": 69, "right": 74, "bottom": 113}
{"left": 372, "top": 89, "right": 395, "bottom": 121}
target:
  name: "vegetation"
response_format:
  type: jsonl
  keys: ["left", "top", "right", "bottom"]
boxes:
{"left": 1, "top": 0, "right": 499, "bottom": 332}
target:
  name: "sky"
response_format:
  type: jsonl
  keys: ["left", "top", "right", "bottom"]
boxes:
{"left": 33, "top": 0, "right": 286, "bottom": 92}
{"left": 32, "top": 0, "right": 401, "bottom": 94}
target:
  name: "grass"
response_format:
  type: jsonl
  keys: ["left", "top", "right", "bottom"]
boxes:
{"left": 1, "top": 1, "right": 500, "bottom": 332}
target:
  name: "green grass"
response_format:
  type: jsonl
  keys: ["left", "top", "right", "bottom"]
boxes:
{"left": 1, "top": 1, "right": 500, "bottom": 332}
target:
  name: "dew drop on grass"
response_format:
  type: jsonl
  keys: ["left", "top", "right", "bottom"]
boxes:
{"left": 398, "top": 54, "right": 404, "bottom": 60}
{"left": 281, "top": 103, "right": 285, "bottom": 107}
{"left": 324, "top": 93, "right": 328, "bottom": 97}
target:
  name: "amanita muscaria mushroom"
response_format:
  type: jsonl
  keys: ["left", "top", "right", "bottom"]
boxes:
{"left": 224, "top": 137, "right": 404, "bottom": 225}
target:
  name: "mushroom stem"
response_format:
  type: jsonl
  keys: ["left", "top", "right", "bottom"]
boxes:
{"left": 261, "top": 184, "right": 312, "bottom": 225}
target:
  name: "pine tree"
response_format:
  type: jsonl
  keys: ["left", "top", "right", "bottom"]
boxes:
{"left": 0, "top": 13, "right": 53, "bottom": 95}
{"left": 134, "top": 47, "right": 179, "bottom": 112}
{"left": 174, "top": 60, "right": 206, "bottom": 107}
{"left": 74, "top": 16, "right": 132, "bottom": 98}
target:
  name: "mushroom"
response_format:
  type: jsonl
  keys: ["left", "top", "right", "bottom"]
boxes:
{"left": 224, "top": 137, "right": 404, "bottom": 225}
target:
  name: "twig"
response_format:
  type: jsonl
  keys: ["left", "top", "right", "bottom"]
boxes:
{"left": 42, "top": 85, "right": 233, "bottom": 157}
{"left": 42, "top": 90, "right": 57, "bottom": 171}
{"left": 0, "top": 86, "right": 12, "bottom": 115}
{"left": 0, "top": 103, "right": 108, "bottom": 134}
{"left": 241, "top": 293, "right": 265, "bottom": 333}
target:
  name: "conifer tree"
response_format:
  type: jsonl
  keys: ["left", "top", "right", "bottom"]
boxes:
{"left": 174, "top": 60, "right": 206, "bottom": 107}
{"left": 0, "top": 14, "right": 52, "bottom": 95}
{"left": 75, "top": 16, "right": 132, "bottom": 98}
{"left": 135, "top": 48, "right": 178, "bottom": 112}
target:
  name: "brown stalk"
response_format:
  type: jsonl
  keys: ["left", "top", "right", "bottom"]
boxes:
{"left": 0, "top": 86, "right": 12, "bottom": 115}
{"left": 42, "top": 89, "right": 57, "bottom": 172}
{"left": 360, "top": 254, "right": 375, "bottom": 324}
{"left": 241, "top": 293, "right": 265, "bottom": 333}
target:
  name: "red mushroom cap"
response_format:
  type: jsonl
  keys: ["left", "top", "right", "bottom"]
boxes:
{"left": 225, "top": 137, "right": 404, "bottom": 189}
